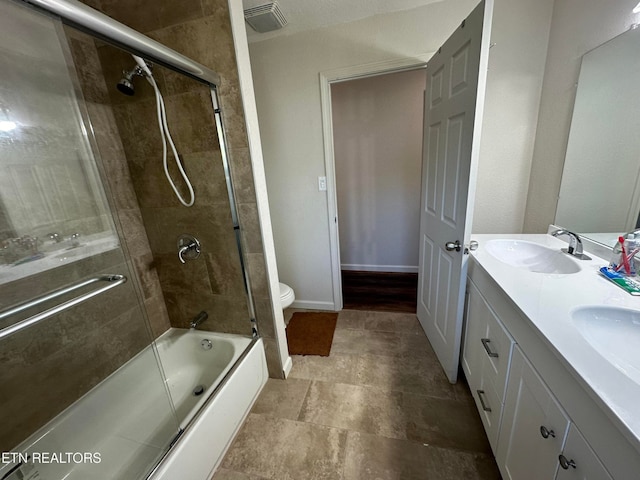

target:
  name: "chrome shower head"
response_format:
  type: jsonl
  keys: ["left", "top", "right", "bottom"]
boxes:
{"left": 116, "top": 64, "right": 146, "bottom": 96}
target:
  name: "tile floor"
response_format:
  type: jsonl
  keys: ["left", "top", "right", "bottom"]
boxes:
{"left": 214, "top": 309, "right": 501, "bottom": 480}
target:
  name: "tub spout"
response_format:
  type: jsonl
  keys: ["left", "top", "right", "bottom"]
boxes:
{"left": 190, "top": 311, "right": 208, "bottom": 329}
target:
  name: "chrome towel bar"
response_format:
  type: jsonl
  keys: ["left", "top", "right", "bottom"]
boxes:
{"left": 0, "top": 274, "right": 127, "bottom": 340}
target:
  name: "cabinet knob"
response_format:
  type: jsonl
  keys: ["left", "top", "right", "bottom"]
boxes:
{"left": 540, "top": 425, "right": 556, "bottom": 439}
{"left": 558, "top": 454, "right": 576, "bottom": 470}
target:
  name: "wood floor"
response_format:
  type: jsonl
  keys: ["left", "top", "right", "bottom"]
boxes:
{"left": 341, "top": 270, "right": 418, "bottom": 313}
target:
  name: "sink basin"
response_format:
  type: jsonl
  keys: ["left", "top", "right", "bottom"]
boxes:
{"left": 484, "top": 239, "right": 581, "bottom": 274}
{"left": 572, "top": 306, "right": 640, "bottom": 385}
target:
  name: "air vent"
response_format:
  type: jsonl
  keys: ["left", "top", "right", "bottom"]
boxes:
{"left": 244, "top": 1, "right": 287, "bottom": 33}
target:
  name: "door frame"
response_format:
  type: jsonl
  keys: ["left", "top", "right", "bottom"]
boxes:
{"left": 319, "top": 54, "right": 434, "bottom": 310}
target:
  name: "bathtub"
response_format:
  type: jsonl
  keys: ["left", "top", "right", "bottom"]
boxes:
{"left": 1, "top": 328, "right": 267, "bottom": 480}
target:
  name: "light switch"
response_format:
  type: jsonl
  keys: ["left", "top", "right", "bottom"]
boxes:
{"left": 318, "top": 176, "right": 327, "bottom": 191}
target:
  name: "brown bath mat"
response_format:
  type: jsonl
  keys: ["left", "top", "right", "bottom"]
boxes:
{"left": 286, "top": 312, "right": 338, "bottom": 356}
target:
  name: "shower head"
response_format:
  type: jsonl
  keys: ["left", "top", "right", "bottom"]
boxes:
{"left": 116, "top": 63, "right": 149, "bottom": 96}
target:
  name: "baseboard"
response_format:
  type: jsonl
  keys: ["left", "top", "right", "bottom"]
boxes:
{"left": 290, "top": 300, "right": 336, "bottom": 311}
{"left": 341, "top": 264, "right": 419, "bottom": 273}
{"left": 282, "top": 355, "right": 293, "bottom": 378}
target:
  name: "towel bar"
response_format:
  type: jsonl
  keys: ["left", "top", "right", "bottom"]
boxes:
{"left": 0, "top": 274, "right": 127, "bottom": 340}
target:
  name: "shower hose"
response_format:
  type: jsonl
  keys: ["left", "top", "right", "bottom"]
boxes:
{"left": 133, "top": 55, "right": 195, "bottom": 207}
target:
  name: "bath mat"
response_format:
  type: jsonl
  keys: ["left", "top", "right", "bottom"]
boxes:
{"left": 286, "top": 312, "right": 338, "bottom": 356}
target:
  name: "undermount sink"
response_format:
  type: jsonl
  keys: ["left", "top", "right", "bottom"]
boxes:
{"left": 484, "top": 239, "right": 581, "bottom": 274}
{"left": 572, "top": 306, "right": 640, "bottom": 385}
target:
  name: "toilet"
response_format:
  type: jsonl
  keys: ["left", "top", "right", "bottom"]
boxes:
{"left": 279, "top": 282, "right": 295, "bottom": 309}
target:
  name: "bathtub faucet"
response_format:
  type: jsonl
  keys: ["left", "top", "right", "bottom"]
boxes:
{"left": 190, "top": 311, "right": 208, "bottom": 329}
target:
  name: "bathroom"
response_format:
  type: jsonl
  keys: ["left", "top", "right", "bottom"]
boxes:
{"left": 1, "top": 0, "right": 639, "bottom": 479}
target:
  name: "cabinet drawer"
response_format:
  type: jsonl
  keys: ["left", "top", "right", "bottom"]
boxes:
{"left": 472, "top": 374, "right": 502, "bottom": 453}
{"left": 464, "top": 280, "right": 515, "bottom": 400}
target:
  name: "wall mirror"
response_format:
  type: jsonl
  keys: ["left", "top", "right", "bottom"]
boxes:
{"left": 555, "top": 25, "right": 640, "bottom": 248}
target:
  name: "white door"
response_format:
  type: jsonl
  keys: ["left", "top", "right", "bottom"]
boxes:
{"left": 417, "top": 0, "right": 493, "bottom": 383}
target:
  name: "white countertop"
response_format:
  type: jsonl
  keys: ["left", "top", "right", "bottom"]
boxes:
{"left": 470, "top": 233, "right": 640, "bottom": 450}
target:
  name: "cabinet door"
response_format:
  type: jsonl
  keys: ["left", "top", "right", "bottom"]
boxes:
{"left": 555, "top": 425, "right": 613, "bottom": 480}
{"left": 497, "top": 345, "right": 570, "bottom": 480}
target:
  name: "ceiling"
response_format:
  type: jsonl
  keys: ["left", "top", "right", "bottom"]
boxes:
{"left": 242, "top": 0, "right": 445, "bottom": 42}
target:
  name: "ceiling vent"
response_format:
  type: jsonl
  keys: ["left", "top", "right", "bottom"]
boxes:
{"left": 244, "top": 1, "right": 287, "bottom": 33}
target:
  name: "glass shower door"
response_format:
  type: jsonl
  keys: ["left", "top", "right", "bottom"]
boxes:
{"left": 0, "top": 1, "right": 179, "bottom": 478}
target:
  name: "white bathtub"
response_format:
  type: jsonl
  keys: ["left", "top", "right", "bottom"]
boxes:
{"left": 1, "top": 328, "right": 267, "bottom": 480}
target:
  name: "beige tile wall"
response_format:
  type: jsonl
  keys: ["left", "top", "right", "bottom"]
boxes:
{"left": 82, "top": 0, "right": 282, "bottom": 375}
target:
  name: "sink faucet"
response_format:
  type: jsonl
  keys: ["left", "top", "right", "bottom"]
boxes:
{"left": 190, "top": 311, "right": 208, "bottom": 329}
{"left": 551, "top": 229, "right": 591, "bottom": 260}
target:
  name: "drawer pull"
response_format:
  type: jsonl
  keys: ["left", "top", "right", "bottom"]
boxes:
{"left": 558, "top": 455, "right": 576, "bottom": 470}
{"left": 481, "top": 338, "right": 499, "bottom": 358}
{"left": 540, "top": 425, "right": 556, "bottom": 439}
{"left": 476, "top": 389, "right": 492, "bottom": 412}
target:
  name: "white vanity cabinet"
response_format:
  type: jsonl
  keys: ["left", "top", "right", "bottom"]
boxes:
{"left": 464, "top": 247, "right": 640, "bottom": 480}
{"left": 496, "top": 345, "right": 570, "bottom": 480}
{"left": 462, "top": 280, "right": 514, "bottom": 451}
{"left": 556, "top": 424, "right": 614, "bottom": 480}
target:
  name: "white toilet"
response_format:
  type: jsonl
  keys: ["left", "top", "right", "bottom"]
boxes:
{"left": 279, "top": 282, "right": 295, "bottom": 309}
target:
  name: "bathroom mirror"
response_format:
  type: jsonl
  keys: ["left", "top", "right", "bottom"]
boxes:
{"left": 554, "top": 25, "right": 640, "bottom": 247}
{"left": 0, "top": 12, "right": 118, "bottom": 282}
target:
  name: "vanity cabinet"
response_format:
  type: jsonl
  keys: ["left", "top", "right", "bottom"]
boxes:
{"left": 462, "top": 280, "right": 514, "bottom": 451}
{"left": 464, "top": 255, "right": 640, "bottom": 480}
{"left": 496, "top": 345, "right": 570, "bottom": 480}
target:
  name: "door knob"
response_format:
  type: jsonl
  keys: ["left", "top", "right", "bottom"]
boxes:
{"left": 445, "top": 240, "right": 462, "bottom": 252}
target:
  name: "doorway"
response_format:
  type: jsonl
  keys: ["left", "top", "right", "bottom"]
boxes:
{"left": 328, "top": 67, "right": 427, "bottom": 313}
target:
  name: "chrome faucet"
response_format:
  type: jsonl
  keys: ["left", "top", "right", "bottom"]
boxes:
{"left": 190, "top": 311, "right": 208, "bottom": 329}
{"left": 551, "top": 229, "right": 591, "bottom": 260}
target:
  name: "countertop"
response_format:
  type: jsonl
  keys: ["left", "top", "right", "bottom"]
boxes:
{"left": 470, "top": 233, "right": 640, "bottom": 451}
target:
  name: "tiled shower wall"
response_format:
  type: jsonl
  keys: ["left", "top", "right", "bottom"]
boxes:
{"left": 66, "top": 28, "right": 172, "bottom": 339}
{"left": 79, "top": 0, "right": 282, "bottom": 375}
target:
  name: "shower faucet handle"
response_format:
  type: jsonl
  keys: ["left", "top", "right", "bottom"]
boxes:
{"left": 177, "top": 234, "right": 201, "bottom": 264}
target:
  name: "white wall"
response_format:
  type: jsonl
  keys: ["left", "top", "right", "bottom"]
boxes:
{"left": 524, "top": 0, "right": 640, "bottom": 233}
{"left": 249, "top": 1, "right": 478, "bottom": 309}
{"left": 249, "top": 0, "right": 554, "bottom": 309}
{"left": 472, "top": 0, "right": 554, "bottom": 234}
{"left": 332, "top": 70, "right": 426, "bottom": 273}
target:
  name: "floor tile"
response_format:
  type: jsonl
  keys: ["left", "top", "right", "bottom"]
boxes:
{"left": 363, "top": 311, "right": 423, "bottom": 335}
{"left": 335, "top": 310, "right": 366, "bottom": 330}
{"left": 299, "top": 381, "right": 406, "bottom": 439}
{"left": 216, "top": 307, "right": 500, "bottom": 479}
{"left": 354, "top": 353, "right": 457, "bottom": 399}
{"left": 331, "top": 328, "right": 401, "bottom": 357}
{"left": 212, "top": 468, "right": 268, "bottom": 480}
{"left": 250, "top": 378, "right": 310, "bottom": 420}
{"left": 403, "top": 392, "right": 493, "bottom": 453}
{"left": 221, "top": 414, "right": 347, "bottom": 480}
{"left": 398, "top": 330, "right": 440, "bottom": 358}
{"left": 289, "top": 353, "right": 359, "bottom": 384}
{"left": 343, "top": 431, "right": 501, "bottom": 480}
